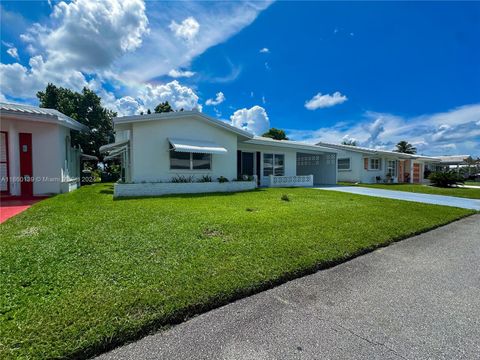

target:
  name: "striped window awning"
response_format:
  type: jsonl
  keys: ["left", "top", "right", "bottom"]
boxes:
{"left": 168, "top": 138, "right": 227, "bottom": 154}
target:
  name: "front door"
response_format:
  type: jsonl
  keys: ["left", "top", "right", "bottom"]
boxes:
{"left": 19, "top": 133, "right": 33, "bottom": 197}
{"left": 0, "top": 131, "right": 9, "bottom": 194}
{"left": 241, "top": 152, "right": 254, "bottom": 176}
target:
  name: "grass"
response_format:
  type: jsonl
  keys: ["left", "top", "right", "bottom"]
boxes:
{"left": 339, "top": 182, "right": 480, "bottom": 199}
{"left": 465, "top": 181, "right": 480, "bottom": 186}
{"left": 0, "top": 184, "right": 474, "bottom": 359}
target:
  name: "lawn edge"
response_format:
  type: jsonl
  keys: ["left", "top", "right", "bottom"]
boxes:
{"left": 69, "top": 211, "right": 475, "bottom": 360}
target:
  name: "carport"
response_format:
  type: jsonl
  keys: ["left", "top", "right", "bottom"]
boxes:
{"left": 296, "top": 151, "right": 337, "bottom": 185}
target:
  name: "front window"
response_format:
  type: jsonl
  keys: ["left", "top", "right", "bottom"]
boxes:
{"left": 170, "top": 150, "right": 211, "bottom": 170}
{"left": 338, "top": 158, "right": 351, "bottom": 170}
{"left": 263, "top": 154, "right": 284, "bottom": 176}
{"left": 387, "top": 160, "right": 397, "bottom": 177}
{"left": 369, "top": 158, "right": 381, "bottom": 170}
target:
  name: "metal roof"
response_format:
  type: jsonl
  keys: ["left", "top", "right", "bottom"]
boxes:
{"left": 316, "top": 142, "right": 439, "bottom": 161}
{"left": 248, "top": 136, "right": 338, "bottom": 153}
{"left": 113, "top": 111, "right": 253, "bottom": 139}
{"left": 0, "top": 102, "right": 89, "bottom": 132}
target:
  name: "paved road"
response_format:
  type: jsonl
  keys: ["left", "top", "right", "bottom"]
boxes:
{"left": 96, "top": 215, "right": 480, "bottom": 360}
{"left": 315, "top": 186, "right": 480, "bottom": 211}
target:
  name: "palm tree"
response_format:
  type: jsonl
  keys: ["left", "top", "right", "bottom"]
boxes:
{"left": 395, "top": 140, "right": 417, "bottom": 154}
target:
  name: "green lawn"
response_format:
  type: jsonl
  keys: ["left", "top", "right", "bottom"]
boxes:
{"left": 465, "top": 181, "right": 480, "bottom": 186}
{"left": 0, "top": 184, "right": 474, "bottom": 359}
{"left": 339, "top": 182, "right": 480, "bottom": 199}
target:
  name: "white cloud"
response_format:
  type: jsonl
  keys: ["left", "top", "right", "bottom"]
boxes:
{"left": 169, "top": 16, "right": 200, "bottom": 41}
{"left": 305, "top": 91, "right": 348, "bottom": 110}
{"left": 168, "top": 69, "right": 195, "bottom": 78}
{"left": 230, "top": 105, "right": 269, "bottom": 135}
{"left": 288, "top": 104, "right": 480, "bottom": 156}
{"left": 259, "top": 47, "right": 269, "bottom": 53}
{"left": 118, "top": 1, "right": 271, "bottom": 82}
{"left": 30, "top": 0, "right": 148, "bottom": 71}
{"left": 264, "top": 62, "right": 270, "bottom": 71}
{"left": 0, "top": 0, "right": 271, "bottom": 111}
{"left": 6, "top": 47, "right": 19, "bottom": 60}
{"left": 205, "top": 92, "right": 225, "bottom": 106}
{"left": 104, "top": 80, "right": 202, "bottom": 116}
{"left": 0, "top": 0, "right": 149, "bottom": 99}
{"left": 0, "top": 55, "right": 87, "bottom": 99}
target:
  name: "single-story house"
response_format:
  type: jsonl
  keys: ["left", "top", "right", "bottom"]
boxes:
{"left": 0, "top": 102, "right": 91, "bottom": 196}
{"left": 101, "top": 111, "right": 337, "bottom": 197}
{"left": 316, "top": 142, "right": 440, "bottom": 184}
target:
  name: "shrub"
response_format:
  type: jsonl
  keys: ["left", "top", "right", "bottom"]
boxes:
{"left": 217, "top": 176, "right": 229, "bottom": 183}
{"left": 198, "top": 175, "right": 212, "bottom": 183}
{"left": 428, "top": 171, "right": 464, "bottom": 188}
{"left": 171, "top": 175, "right": 195, "bottom": 183}
{"left": 281, "top": 194, "right": 290, "bottom": 201}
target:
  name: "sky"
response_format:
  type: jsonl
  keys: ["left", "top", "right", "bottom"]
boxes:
{"left": 1, "top": 0, "right": 479, "bottom": 156}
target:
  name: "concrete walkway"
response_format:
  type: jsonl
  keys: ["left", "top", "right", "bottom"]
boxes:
{"left": 315, "top": 185, "right": 480, "bottom": 211}
{"left": 96, "top": 215, "right": 480, "bottom": 360}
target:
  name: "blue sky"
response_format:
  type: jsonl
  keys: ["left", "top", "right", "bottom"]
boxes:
{"left": 1, "top": 1, "right": 479, "bottom": 156}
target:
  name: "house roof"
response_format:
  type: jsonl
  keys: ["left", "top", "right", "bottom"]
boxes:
{"left": 0, "top": 102, "right": 89, "bottom": 132}
{"left": 113, "top": 111, "right": 253, "bottom": 140}
{"left": 247, "top": 136, "right": 338, "bottom": 153}
{"left": 316, "top": 142, "right": 439, "bottom": 161}
{"left": 432, "top": 155, "right": 471, "bottom": 164}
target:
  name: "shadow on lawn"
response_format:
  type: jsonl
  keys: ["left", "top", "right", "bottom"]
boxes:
{"left": 68, "top": 213, "right": 474, "bottom": 360}
{"left": 113, "top": 188, "right": 267, "bottom": 201}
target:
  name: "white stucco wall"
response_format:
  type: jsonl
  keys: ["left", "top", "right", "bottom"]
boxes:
{"left": 130, "top": 116, "right": 239, "bottom": 183}
{"left": 1, "top": 117, "right": 68, "bottom": 195}
{"left": 336, "top": 150, "right": 363, "bottom": 183}
{"left": 336, "top": 149, "right": 406, "bottom": 184}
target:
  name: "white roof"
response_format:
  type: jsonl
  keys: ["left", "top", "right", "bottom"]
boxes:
{"left": 168, "top": 138, "right": 227, "bottom": 154}
{"left": 113, "top": 111, "right": 253, "bottom": 140}
{"left": 0, "top": 102, "right": 89, "bottom": 132}
{"left": 247, "top": 136, "right": 338, "bottom": 153}
{"left": 316, "top": 142, "right": 439, "bottom": 161}
{"left": 432, "top": 155, "right": 470, "bottom": 164}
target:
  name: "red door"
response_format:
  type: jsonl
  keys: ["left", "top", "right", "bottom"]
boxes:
{"left": 19, "top": 133, "right": 33, "bottom": 197}
{"left": 0, "top": 131, "right": 9, "bottom": 194}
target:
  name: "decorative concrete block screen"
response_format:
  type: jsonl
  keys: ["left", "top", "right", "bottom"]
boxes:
{"left": 269, "top": 175, "right": 314, "bottom": 187}
{"left": 114, "top": 180, "right": 256, "bottom": 198}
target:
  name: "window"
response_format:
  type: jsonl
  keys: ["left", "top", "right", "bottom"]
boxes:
{"left": 192, "top": 153, "right": 211, "bottom": 169}
{"left": 263, "top": 153, "right": 284, "bottom": 176}
{"left": 369, "top": 158, "right": 381, "bottom": 170}
{"left": 170, "top": 150, "right": 211, "bottom": 170}
{"left": 387, "top": 160, "right": 397, "bottom": 177}
{"left": 338, "top": 158, "right": 351, "bottom": 170}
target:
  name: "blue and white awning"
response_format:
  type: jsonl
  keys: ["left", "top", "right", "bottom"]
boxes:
{"left": 168, "top": 138, "right": 227, "bottom": 154}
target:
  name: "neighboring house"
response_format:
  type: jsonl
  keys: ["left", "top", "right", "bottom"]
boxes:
{"left": 0, "top": 102, "right": 91, "bottom": 196}
{"left": 316, "top": 142, "right": 439, "bottom": 184}
{"left": 101, "top": 111, "right": 337, "bottom": 196}
{"left": 429, "top": 155, "right": 472, "bottom": 172}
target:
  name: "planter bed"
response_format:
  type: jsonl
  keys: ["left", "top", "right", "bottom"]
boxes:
{"left": 114, "top": 180, "right": 257, "bottom": 197}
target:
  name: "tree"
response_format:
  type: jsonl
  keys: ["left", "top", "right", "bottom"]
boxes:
{"left": 154, "top": 101, "right": 174, "bottom": 113}
{"left": 262, "top": 128, "right": 289, "bottom": 140}
{"left": 341, "top": 139, "right": 357, "bottom": 146}
{"left": 37, "top": 83, "right": 116, "bottom": 158}
{"left": 395, "top": 140, "right": 417, "bottom": 154}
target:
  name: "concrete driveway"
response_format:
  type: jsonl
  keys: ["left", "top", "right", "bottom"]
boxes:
{"left": 96, "top": 215, "right": 480, "bottom": 360}
{"left": 315, "top": 185, "right": 480, "bottom": 211}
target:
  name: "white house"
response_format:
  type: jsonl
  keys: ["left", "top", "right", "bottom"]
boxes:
{"left": 316, "top": 142, "right": 440, "bottom": 184}
{"left": 101, "top": 111, "right": 337, "bottom": 197}
{"left": 0, "top": 102, "right": 90, "bottom": 196}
